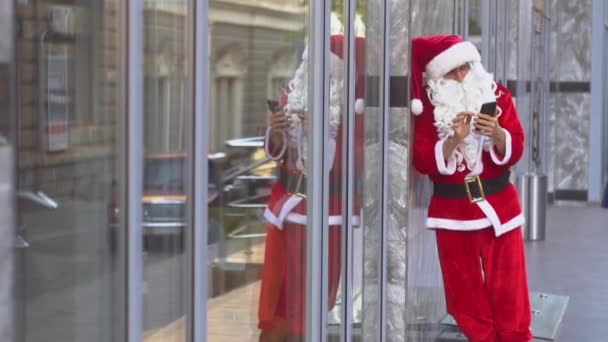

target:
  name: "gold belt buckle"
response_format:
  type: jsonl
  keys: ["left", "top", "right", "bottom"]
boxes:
{"left": 464, "top": 175, "right": 485, "bottom": 203}
{"left": 292, "top": 172, "right": 307, "bottom": 198}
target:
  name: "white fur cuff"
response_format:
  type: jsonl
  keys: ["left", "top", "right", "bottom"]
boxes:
{"left": 435, "top": 138, "right": 457, "bottom": 175}
{"left": 489, "top": 128, "right": 512, "bottom": 165}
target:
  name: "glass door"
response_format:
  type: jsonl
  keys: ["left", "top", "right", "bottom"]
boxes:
{"left": 14, "top": 1, "right": 126, "bottom": 341}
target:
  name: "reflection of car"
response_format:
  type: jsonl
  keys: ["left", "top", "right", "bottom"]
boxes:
{"left": 107, "top": 147, "right": 274, "bottom": 251}
{"left": 108, "top": 152, "right": 222, "bottom": 250}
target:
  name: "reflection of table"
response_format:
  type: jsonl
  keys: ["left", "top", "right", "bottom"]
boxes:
{"left": 208, "top": 187, "right": 219, "bottom": 204}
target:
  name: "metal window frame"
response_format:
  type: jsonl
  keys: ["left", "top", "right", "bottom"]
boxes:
{"left": 306, "top": 0, "right": 331, "bottom": 340}
{"left": 340, "top": 0, "right": 356, "bottom": 340}
{"left": 604, "top": 5, "right": 608, "bottom": 187}
{"left": 589, "top": 0, "right": 605, "bottom": 202}
{"left": 183, "top": 0, "right": 209, "bottom": 340}
{"left": 379, "top": 0, "right": 391, "bottom": 340}
{"left": 126, "top": 0, "right": 144, "bottom": 340}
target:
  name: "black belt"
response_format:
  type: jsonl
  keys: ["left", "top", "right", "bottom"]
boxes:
{"left": 279, "top": 170, "right": 343, "bottom": 197}
{"left": 433, "top": 171, "right": 511, "bottom": 203}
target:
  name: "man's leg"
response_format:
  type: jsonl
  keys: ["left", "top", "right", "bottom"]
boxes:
{"left": 480, "top": 227, "right": 532, "bottom": 342}
{"left": 436, "top": 229, "right": 497, "bottom": 342}
{"left": 258, "top": 225, "right": 288, "bottom": 338}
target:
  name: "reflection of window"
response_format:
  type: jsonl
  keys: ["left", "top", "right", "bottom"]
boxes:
{"left": 267, "top": 49, "right": 296, "bottom": 100}
{"left": 210, "top": 46, "right": 244, "bottom": 153}
{"left": 144, "top": 75, "right": 186, "bottom": 153}
{"left": 269, "top": 77, "right": 287, "bottom": 98}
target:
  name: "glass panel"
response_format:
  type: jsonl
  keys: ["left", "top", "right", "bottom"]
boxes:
{"left": 141, "top": 1, "right": 190, "bottom": 340}
{"left": 359, "top": 0, "right": 385, "bottom": 339}
{"left": 406, "top": 0, "right": 455, "bottom": 340}
{"left": 15, "top": 1, "right": 125, "bottom": 341}
{"left": 206, "top": 1, "right": 311, "bottom": 341}
{"left": 325, "top": 0, "right": 383, "bottom": 340}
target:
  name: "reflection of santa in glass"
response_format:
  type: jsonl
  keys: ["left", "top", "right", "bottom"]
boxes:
{"left": 259, "top": 34, "right": 365, "bottom": 340}
{"left": 411, "top": 34, "right": 532, "bottom": 342}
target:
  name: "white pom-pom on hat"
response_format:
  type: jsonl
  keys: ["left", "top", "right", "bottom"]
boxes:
{"left": 354, "top": 98, "right": 365, "bottom": 114}
{"left": 411, "top": 98, "right": 423, "bottom": 115}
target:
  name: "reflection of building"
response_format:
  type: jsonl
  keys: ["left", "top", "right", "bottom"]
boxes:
{"left": 208, "top": 0, "right": 306, "bottom": 153}
{"left": 16, "top": 1, "right": 120, "bottom": 202}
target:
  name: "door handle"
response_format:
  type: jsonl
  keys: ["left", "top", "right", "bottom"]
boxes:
{"left": 17, "top": 190, "right": 59, "bottom": 209}
{"left": 14, "top": 234, "right": 29, "bottom": 248}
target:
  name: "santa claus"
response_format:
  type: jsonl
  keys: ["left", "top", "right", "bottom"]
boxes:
{"left": 411, "top": 34, "right": 532, "bottom": 342}
{"left": 258, "top": 34, "right": 365, "bottom": 341}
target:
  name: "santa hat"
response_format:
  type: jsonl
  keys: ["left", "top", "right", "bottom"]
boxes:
{"left": 410, "top": 34, "right": 481, "bottom": 115}
{"left": 329, "top": 34, "right": 366, "bottom": 114}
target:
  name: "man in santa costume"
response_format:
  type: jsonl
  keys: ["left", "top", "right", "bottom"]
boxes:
{"left": 411, "top": 34, "right": 532, "bottom": 342}
{"left": 258, "top": 34, "right": 365, "bottom": 341}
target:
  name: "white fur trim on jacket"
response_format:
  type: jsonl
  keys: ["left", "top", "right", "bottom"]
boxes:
{"left": 263, "top": 195, "right": 304, "bottom": 230}
{"left": 426, "top": 41, "right": 481, "bottom": 80}
{"left": 264, "top": 127, "right": 287, "bottom": 160}
{"left": 489, "top": 128, "right": 512, "bottom": 165}
{"left": 435, "top": 138, "right": 457, "bottom": 175}
{"left": 426, "top": 210, "right": 524, "bottom": 237}
{"left": 264, "top": 206, "right": 361, "bottom": 228}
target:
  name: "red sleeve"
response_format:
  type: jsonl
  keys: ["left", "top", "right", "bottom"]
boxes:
{"left": 412, "top": 104, "right": 444, "bottom": 176}
{"left": 489, "top": 86, "right": 524, "bottom": 167}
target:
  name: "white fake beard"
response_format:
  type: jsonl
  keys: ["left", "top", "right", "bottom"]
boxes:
{"left": 284, "top": 49, "right": 344, "bottom": 169}
{"left": 427, "top": 62, "right": 497, "bottom": 171}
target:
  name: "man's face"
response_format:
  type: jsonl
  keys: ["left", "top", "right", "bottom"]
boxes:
{"left": 442, "top": 63, "right": 471, "bottom": 83}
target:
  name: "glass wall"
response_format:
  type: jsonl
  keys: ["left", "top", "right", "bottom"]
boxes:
{"left": 14, "top": 1, "right": 125, "bottom": 341}
{"left": 206, "top": 1, "right": 311, "bottom": 340}
{"left": 141, "top": 1, "right": 191, "bottom": 340}
{"left": 405, "top": 1, "right": 455, "bottom": 341}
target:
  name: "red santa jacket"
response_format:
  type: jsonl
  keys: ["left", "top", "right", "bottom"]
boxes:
{"left": 412, "top": 83, "right": 525, "bottom": 236}
{"left": 263, "top": 35, "right": 365, "bottom": 229}
{"left": 263, "top": 116, "right": 364, "bottom": 229}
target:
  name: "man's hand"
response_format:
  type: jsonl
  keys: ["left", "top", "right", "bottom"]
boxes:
{"left": 269, "top": 110, "right": 290, "bottom": 134}
{"left": 474, "top": 113, "right": 506, "bottom": 155}
{"left": 452, "top": 112, "right": 473, "bottom": 143}
{"left": 442, "top": 112, "right": 473, "bottom": 158}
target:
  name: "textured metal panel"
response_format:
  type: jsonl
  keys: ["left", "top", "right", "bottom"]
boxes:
{"left": 549, "top": 93, "right": 591, "bottom": 191}
{"left": 548, "top": 0, "right": 592, "bottom": 193}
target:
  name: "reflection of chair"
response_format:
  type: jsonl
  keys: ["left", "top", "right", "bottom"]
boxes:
{"left": 221, "top": 137, "right": 275, "bottom": 244}
{"left": 209, "top": 136, "right": 275, "bottom": 296}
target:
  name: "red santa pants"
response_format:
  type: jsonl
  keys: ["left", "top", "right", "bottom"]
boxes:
{"left": 258, "top": 223, "right": 341, "bottom": 336}
{"left": 436, "top": 227, "right": 532, "bottom": 342}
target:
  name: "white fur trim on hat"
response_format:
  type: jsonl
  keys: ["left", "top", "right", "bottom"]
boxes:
{"left": 354, "top": 98, "right": 365, "bottom": 114}
{"left": 426, "top": 41, "right": 481, "bottom": 80}
{"left": 411, "top": 99, "right": 423, "bottom": 115}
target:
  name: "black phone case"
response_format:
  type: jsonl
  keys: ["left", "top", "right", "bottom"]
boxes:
{"left": 480, "top": 102, "right": 497, "bottom": 116}
{"left": 267, "top": 100, "right": 281, "bottom": 112}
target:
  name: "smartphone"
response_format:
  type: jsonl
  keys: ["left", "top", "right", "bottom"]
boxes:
{"left": 480, "top": 102, "right": 497, "bottom": 116}
{"left": 267, "top": 99, "right": 281, "bottom": 113}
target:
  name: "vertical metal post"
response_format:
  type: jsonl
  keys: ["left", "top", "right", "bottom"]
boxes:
{"left": 604, "top": 9, "right": 608, "bottom": 190}
{"left": 341, "top": 0, "right": 356, "bottom": 340}
{"left": 126, "top": 0, "right": 144, "bottom": 340}
{"left": 306, "top": 0, "right": 330, "bottom": 340}
{"left": 589, "top": 0, "right": 605, "bottom": 203}
{"left": 189, "top": 0, "right": 209, "bottom": 340}
{"left": 453, "top": 0, "right": 460, "bottom": 35}
{"left": 379, "top": 0, "right": 392, "bottom": 340}
{"left": 462, "top": 0, "right": 469, "bottom": 40}
{"left": 481, "top": 0, "right": 490, "bottom": 67}
{"left": 504, "top": 0, "right": 511, "bottom": 84}
{"left": 515, "top": 0, "right": 533, "bottom": 175}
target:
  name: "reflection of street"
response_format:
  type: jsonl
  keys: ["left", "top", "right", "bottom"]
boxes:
{"left": 144, "top": 241, "right": 267, "bottom": 342}
{"left": 21, "top": 200, "right": 116, "bottom": 342}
